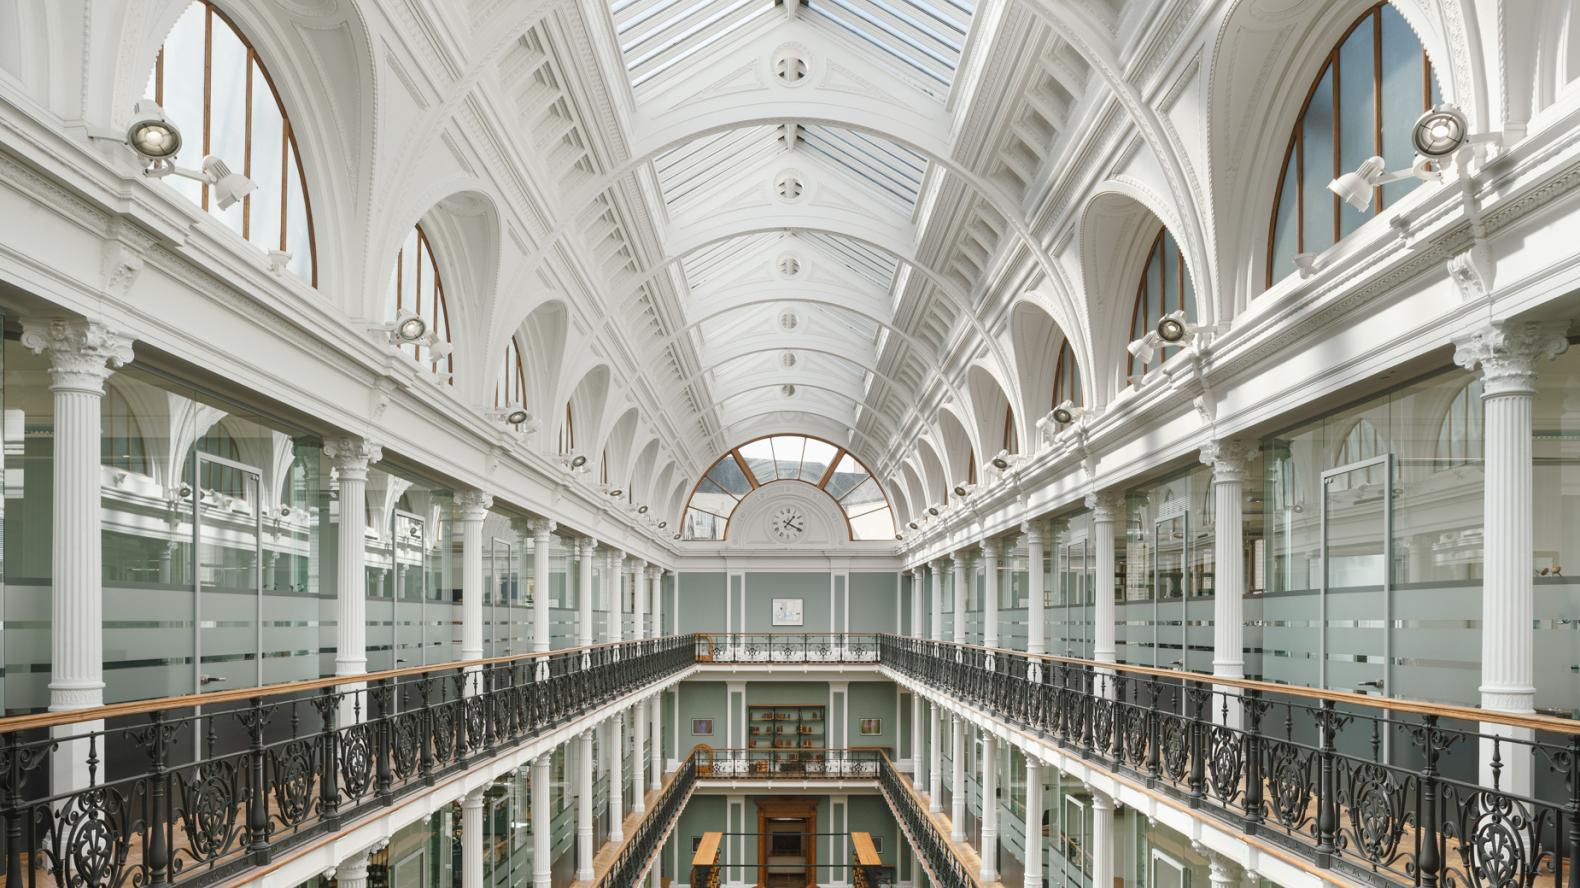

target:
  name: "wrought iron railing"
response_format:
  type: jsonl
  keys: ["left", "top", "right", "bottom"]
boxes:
{"left": 0, "top": 635, "right": 694, "bottom": 888}
{"left": 875, "top": 749, "right": 976, "bottom": 888}
{"left": 879, "top": 634, "right": 1580, "bottom": 887}
{"left": 695, "top": 632, "right": 880, "bottom": 663}
{"left": 596, "top": 754, "right": 696, "bottom": 887}
{"left": 693, "top": 746, "right": 884, "bottom": 779}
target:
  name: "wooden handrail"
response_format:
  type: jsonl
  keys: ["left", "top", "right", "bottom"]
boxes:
{"left": 884, "top": 634, "right": 1580, "bottom": 735}
{"left": 850, "top": 832, "right": 881, "bottom": 867}
{"left": 0, "top": 634, "right": 690, "bottom": 734}
{"left": 691, "top": 831, "right": 723, "bottom": 868}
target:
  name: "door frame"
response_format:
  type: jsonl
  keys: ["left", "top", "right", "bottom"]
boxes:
{"left": 1151, "top": 498, "right": 1190, "bottom": 671}
{"left": 756, "top": 797, "right": 817, "bottom": 887}
{"left": 1318, "top": 453, "right": 1394, "bottom": 696}
{"left": 191, "top": 451, "right": 264, "bottom": 694}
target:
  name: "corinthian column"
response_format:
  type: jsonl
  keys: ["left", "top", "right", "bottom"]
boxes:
{"left": 529, "top": 518, "right": 555, "bottom": 652}
{"left": 929, "top": 560, "right": 944, "bottom": 642}
{"left": 632, "top": 561, "right": 647, "bottom": 641}
{"left": 1454, "top": 319, "right": 1569, "bottom": 795}
{"left": 461, "top": 788, "right": 484, "bottom": 888}
{"left": 981, "top": 540, "right": 1001, "bottom": 649}
{"left": 607, "top": 550, "right": 625, "bottom": 645}
{"left": 1023, "top": 522, "right": 1045, "bottom": 654}
{"left": 323, "top": 436, "right": 385, "bottom": 681}
{"left": 1087, "top": 491, "right": 1122, "bottom": 698}
{"left": 650, "top": 567, "right": 664, "bottom": 637}
{"left": 455, "top": 490, "right": 493, "bottom": 668}
{"left": 578, "top": 538, "right": 597, "bottom": 648}
{"left": 1202, "top": 439, "right": 1250, "bottom": 727}
{"left": 951, "top": 552, "right": 968, "bottom": 645}
{"left": 21, "top": 318, "right": 133, "bottom": 795}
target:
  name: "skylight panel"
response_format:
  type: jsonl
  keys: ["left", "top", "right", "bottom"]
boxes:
{"left": 806, "top": 0, "right": 973, "bottom": 96}
{"left": 655, "top": 126, "right": 780, "bottom": 208}
{"left": 803, "top": 233, "right": 899, "bottom": 287}
{"left": 681, "top": 233, "right": 778, "bottom": 289}
{"left": 800, "top": 126, "right": 926, "bottom": 207}
{"left": 613, "top": 0, "right": 776, "bottom": 89}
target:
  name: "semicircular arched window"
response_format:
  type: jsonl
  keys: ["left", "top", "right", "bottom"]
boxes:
{"left": 1128, "top": 228, "right": 1195, "bottom": 379}
{"left": 495, "top": 335, "right": 528, "bottom": 428}
{"left": 386, "top": 224, "right": 454, "bottom": 381}
{"left": 682, "top": 435, "right": 895, "bottom": 541}
{"left": 1052, "top": 338, "right": 1082, "bottom": 417}
{"left": 1266, "top": 2, "right": 1440, "bottom": 287}
{"left": 146, "top": 1, "right": 317, "bottom": 284}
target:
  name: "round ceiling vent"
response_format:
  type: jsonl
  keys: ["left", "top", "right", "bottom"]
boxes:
{"left": 781, "top": 351, "right": 797, "bottom": 368}
{"left": 772, "top": 45, "right": 810, "bottom": 86}
{"left": 776, "top": 254, "right": 802, "bottom": 278}
{"left": 774, "top": 170, "right": 805, "bottom": 203}
{"left": 778, "top": 310, "right": 799, "bottom": 331}
{"left": 781, "top": 384, "right": 797, "bottom": 398}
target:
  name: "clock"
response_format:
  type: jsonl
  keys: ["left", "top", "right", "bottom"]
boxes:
{"left": 769, "top": 505, "right": 806, "bottom": 542}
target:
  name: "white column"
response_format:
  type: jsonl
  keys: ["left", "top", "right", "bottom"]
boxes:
{"left": 1203, "top": 439, "right": 1250, "bottom": 727}
{"left": 578, "top": 539, "right": 597, "bottom": 648}
{"left": 531, "top": 752, "right": 552, "bottom": 888}
{"left": 633, "top": 562, "right": 647, "bottom": 640}
{"left": 1091, "top": 787, "right": 1115, "bottom": 888}
{"left": 322, "top": 437, "right": 384, "bottom": 680}
{"left": 650, "top": 567, "right": 664, "bottom": 637}
{"left": 952, "top": 553, "right": 969, "bottom": 644}
{"left": 608, "top": 712, "right": 626, "bottom": 841}
{"left": 1024, "top": 522, "right": 1045, "bottom": 654}
{"left": 928, "top": 703, "right": 943, "bottom": 812}
{"left": 530, "top": 519, "right": 555, "bottom": 652}
{"left": 981, "top": 540, "right": 1000, "bottom": 649}
{"left": 461, "top": 787, "right": 485, "bottom": 888}
{"left": 929, "top": 561, "right": 943, "bottom": 642}
{"left": 336, "top": 850, "right": 371, "bottom": 888}
{"left": 576, "top": 730, "right": 595, "bottom": 881}
{"left": 1022, "top": 757, "right": 1043, "bottom": 888}
{"left": 1209, "top": 852, "right": 1238, "bottom": 888}
{"left": 1454, "top": 320, "right": 1568, "bottom": 795}
{"left": 649, "top": 693, "right": 663, "bottom": 789}
{"left": 631, "top": 700, "right": 647, "bottom": 814}
{"left": 455, "top": 491, "right": 492, "bottom": 666}
{"left": 607, "top": 550, "right": 625, "bottom": 645}
{"left": 910, "top": 690, "right": 926, "bottom": 789}
{"left": 949, "top": 715, "right": 966, "bottom": 840}
{"left": 21, "top": 319, "right": 133, "bottom": 734}
{"left": 979, "top": 731, "right": 999, "bottom": 881}
{"left": 1087, "top": 491, "right": 1122, "bottom": 696}
{"left": 910, "top": 566, "right": 925, "bottom": 638}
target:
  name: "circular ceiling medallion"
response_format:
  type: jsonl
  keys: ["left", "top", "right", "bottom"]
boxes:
{"left": 776, "top": 253, "right": 802, "bottom": 278}
{"left": 781, "top": 384, "right": 797, "bottom": 397}
{"left": 778, "top": 310, "right": 800, "bottom": 331}
{"left": 781, "top": 351, "right": 797, "bottom": 368}
{"left": 772, "top": 45, "right": 810, "bottom": 86}
{"left": 774, "top": 169, "right": 805, "bottom": 203}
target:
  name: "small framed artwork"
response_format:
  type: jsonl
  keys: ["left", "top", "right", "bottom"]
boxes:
{"left": 859, "top": 718, "right": 881, "bottom": 736}
{"left": 871, "top": 836, "right": 883, "bottom": 854}
{"left": 771, "top": 597, "right": 804, "bottom": 626}
{"left": 691, "top": 718, "right": 714, "bottom": 736}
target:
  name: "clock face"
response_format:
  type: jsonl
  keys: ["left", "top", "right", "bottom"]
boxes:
{"left": 769, "top": 505, "right": 806, "bottom": 542}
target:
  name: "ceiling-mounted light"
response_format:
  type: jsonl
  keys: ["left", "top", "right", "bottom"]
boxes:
{"left": 953, "top": 483, "right": 975, "bottom": 498}
{"left": 504, "top": 407, "right": 530, "bottom": 426}
{"left": 657, "top": 520, "right": 668, "bottom": 529}
{"left": 1051, "top": 400, "right": 1084, "bottom": 426}
{"left": 1411, "top": 104, "right": 1470, "bottom": 160}
{"left": 638, "top": 504, "right": 649, "bottom": 514}
{"left": 393, "top": 309, "right": 427, "bottom": 343}
{"left": 124, "top": 100, "right": 182, "bottom": 162}
{"left": 570, "top": 453, "right": 588, "bottom": 469}
{"left": 927, "top": 505, "right": 940, "bottom": 517}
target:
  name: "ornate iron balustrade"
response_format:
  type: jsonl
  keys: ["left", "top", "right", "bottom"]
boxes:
{"left": 879, "top": 634, "right": 1580, "bottom": 887}
{"left": 0, "top": 635, "right": 694, "bottom": 888}
{"left": 693, "top": 746, "right": 884, "bottom": 779}
{"left": 695, "top": 632, "right": 880, "bottom": 664}
{"left": 875, "top": 750, "right": 976, "bottom": 888}
{"left": 597, "top": 755, "right": 696, "bottom": 887}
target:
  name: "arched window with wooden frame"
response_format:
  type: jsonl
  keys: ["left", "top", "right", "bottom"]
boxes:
{"left": 1128, "top": 228, "right": 1195, "bottom": 378}
{"left": 387, "top": 224, "right": 454, "bottom": 382}
{"left": 145, "top": 1, "right": 317, "bottom": 284}
{"left": 494, "top": 335, "right": 528, "bottom": 428}
{"left": 559, "top": 403, "right": 576, "bottom": 455}
{"left": 1051, "top": 339, "right": 1081, "bottom": 415}
{"left": 1266, "top": 2, "right": 1441, "bottom": 287}
{"left": 682, "top": 435, "right": 894, "bottom": 541}
{"left": 1002, "top": 406, "right": 1018, "bottom": 454}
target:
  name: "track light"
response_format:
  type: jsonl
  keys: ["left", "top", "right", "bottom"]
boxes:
{"left": 1051, "top": 400, "right": 1084, "bottom": 425}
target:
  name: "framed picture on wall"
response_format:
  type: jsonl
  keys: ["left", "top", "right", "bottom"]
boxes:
{"left": 859, "top": 718, "right": 881, "bottom": 736}
{"left": 691, "top": 718, "right": 713, "bottom": 736}
{"left": 771, "top": 597, "right": 803, "bottom": 626}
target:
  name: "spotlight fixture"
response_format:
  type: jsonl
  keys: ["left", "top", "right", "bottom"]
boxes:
{"left": 203, "top": 156, "right": 257, "bottom": 209}
{"left": 990, "top": 449, "right": 1019, "bottom": 471}
{"left": 124, "top": 101, "right": 182, "bottom": 162}
{"left": 503, "top": 407, "right": 530, "bottom": 426}
{"left": 657, "top": 520, "right": 668, "bottom": 529}
{"left": 908, "top": 521, "right": 919, "bottom": 530}
{"left": 895, "top": 532, "right": 904, "bottom": 540}
{"left": 608, "top": 488, "right": 624, "bottom": 498}
{"left": 1157, "top": 313, "right": 1188, "bottom": 344}
{"left": 927, "top": 505, "right": 940, "bottom": 517}
{"left": 569, "top": 453, "right": 588, "bottom": 469}
{"left": 1051, "top": 400, "right": 1084, "bottom": 425}
{"left": 673, "top": 532, "right": 682, "bottom": 540}
{"left": 638, "top": 504, "right": 649, "bottom": 514}
{"left": 1411, "top": 104, "right": 1470, "bottom": 160}
{"left": 1291, "top": 252, "right": 1324, "bottom": 279}
{"left": 178, "top": 482, "right": 193, "bottom": 499}
{"left": 393, "top": 309, "right": 427, "bottom": 343}
{"left": 953, "top": 483, "right": 975, "bottom": 498}
{"left": 1127, "top": 311, "right": 1199, "bottom": 365}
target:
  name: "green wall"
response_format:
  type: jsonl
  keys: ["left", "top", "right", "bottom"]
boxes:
{"left": 849, "top": 572, "right": 898, "bottom": 632}
{"left": 847, "top": 681, "right": 897, "bottom": 753}
{"left": 743, "top": 572, "right": 830, "bottom": 632}
{"left": 675, "top": 570, "right": 904, "bottom": 635}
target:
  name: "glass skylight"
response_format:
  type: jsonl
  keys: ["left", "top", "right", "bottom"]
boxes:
{"left": 682, "top": 435, "right": 896, "bottom": 540}
{"left": 800, "top": 126, "right": 926, "bottom": 207}
{"left": 805, "top": 0, "right": 974, "bottom": 96}
{"left": 655, "top": 127, "right": 782, "bottom": 209}
{"left": 802, "top": 233, "right": 899, "bottom": 287}
{"left": 612, "top": 0, "right": 778, "bottom": 89}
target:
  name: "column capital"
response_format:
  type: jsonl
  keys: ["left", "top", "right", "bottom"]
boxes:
{"left": 462, "top": 786, "right": 486, "bottom": 808}
{"left": 1453, "top": 319, "right": 1569, "bottom": 395}
{"left": 324, "top": 436, "right": 384, "bottom": 483}
{"left": 20, "top": 317, "right": 134, "bottom": 393}
{"left": 979, "top": 539, "right": 999, "bottom": 560}
{"left": 1200, "top": 438, "right": 1253, "bottom": 484}
{"left": 1085, "top": 489, "right": 1124, "bottom": 523}
{"left": 579, "top": 537, "right": 599, "bottom": 557}
{"left": 1019, "top": 520, "right": 1042, "bottom": 546}
{"left": 334, "top": 850, "right": 371, "bottom": 883}
{"left": 456, "top": 489, "right": 493, "bottom": 521}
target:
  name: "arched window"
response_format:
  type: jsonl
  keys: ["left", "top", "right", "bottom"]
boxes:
{"left": 1002, "top": 406, "right": 1018, "bottom": 453}
{"left": 1332, "top": 418, "right": 1386, "bottom": 490}
{"left": 559, "top": 403, "right": 576, "bottom": 455}
{"left": 195, "top": 423, "right": 244, "bottom": 492}
{"left": 101, "top": 388, "right": 150, "bottom": 475}
{"left": 1267, "top": 2, "right": 1440, "bottom": 286}
{"left": 682, "top": 436, "right": 894, "bottom": 541}
{"left": 1128, "top": 228, "right": 1195, "bottom": 378}
{"left": 146, "top": 1, "right": 316, "bottom": 283}
{"left": 387, "top": 224, "right": 453, "bottom": 381}
{"left": 1052, "top": 339, "right": 1081, "bottom": 412}
{"left": 1435, "top": 380, "right": 1483, "bottom": 470}
{"left": 494, "top": 335, "right": 528, "bottom": 429}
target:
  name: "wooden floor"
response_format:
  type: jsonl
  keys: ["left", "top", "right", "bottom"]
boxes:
{"left": 892, "top": 770, "right": 1005, "bottom": 888}
{"left": 569, "top": 779, "right": 679, "bottom": 888}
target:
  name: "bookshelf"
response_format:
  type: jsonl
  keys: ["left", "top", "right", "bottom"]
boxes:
{"left": 747, "top": 704, "right": 825, "bottom": 751}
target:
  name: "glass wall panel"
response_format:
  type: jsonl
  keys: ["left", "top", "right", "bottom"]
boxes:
{"left": 364, "top": 463, "right": 455, "bottom": 671}
{"left": 1118, "top": 467, "right": 1214, "bottom": 674}
{"left": 1531, "top": 348, "right": 1580, "bottom": 721}
{"left": 1050, "top": 509, "right": 1094, "bottom": 658}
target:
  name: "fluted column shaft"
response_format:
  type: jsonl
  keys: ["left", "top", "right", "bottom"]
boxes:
{"left": 531, "top": 752, "right": 552, "bottom": 888}
{"left": 1024, "top": 524, "right": 1045, "bottom": 654}
{"left": 607, "top": 551, "right": 624, "bottom": 645}
{"left": 632, "top": 563, "right": 647, "bottom": 640}
{"left": 1454, "top": 320, "right": 1568, "bottom": 795}
{"left": 929, "top": 562, "right": 943, "bottom": 642}
{"left": 1203, "top": 441, "right": 1249, "bottom": 680}
{"left": 325, "top": 438, "right": 385, "bottom": 679}
{"left": 979, "top": 732, "right": 998, "bottom": 881}
{"left": 461, "top": 788, "right": 484, "bottom": 888}
{"left": 948, "top": 549, "right": 960, "bottom": 638}
{"left": 981, "top": 541, "right": 1000, "bottom": 649}
{"left": 1088, "top": 492, "right": 1121, "bottom": 698}
{"left": 631, "top": 700, "right": 646, "bottom": 814}
{"left": 456, "top": 492, "right": 492, "bottom": 669}
{"left": 531, "top": 520, "right": 555, "bottom": 652}
{"left": 649, "top": 694, "right": 663, "bottom": 789}
{"left": 910, "top": 688, "right": 926, "bottom": 788}
{"left": 23, "top": 319, "right": 132, "bottom": 724}
{"left": 1091, "top": 788, "right": 1115, "bottom": 888}
{"left": 576, "top": 731, "right": 595, "bottom": 880}
{"left": 928, "top": 703, "right": 943, "bottom": 812}
{"left": 578, "top": 539, "right": 597, "bottom": 648}
{"left": 608, "top": 713, "right": 625, "bottom": 841}
{"left": 1022, "top": 759, "right": 1043, "bottom": 888}
{"left": 650, "top": 568, "right": 664, "bottom": 637}
{"left": 949, "top": 715, "right": 966, "bottom": 840}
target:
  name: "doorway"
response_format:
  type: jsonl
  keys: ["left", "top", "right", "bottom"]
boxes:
{"left": 756, "top": 798, "right": 817, "bottom": 888}
{"left": 1320, "top": 453, "right": 1394, "bottom": 758}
